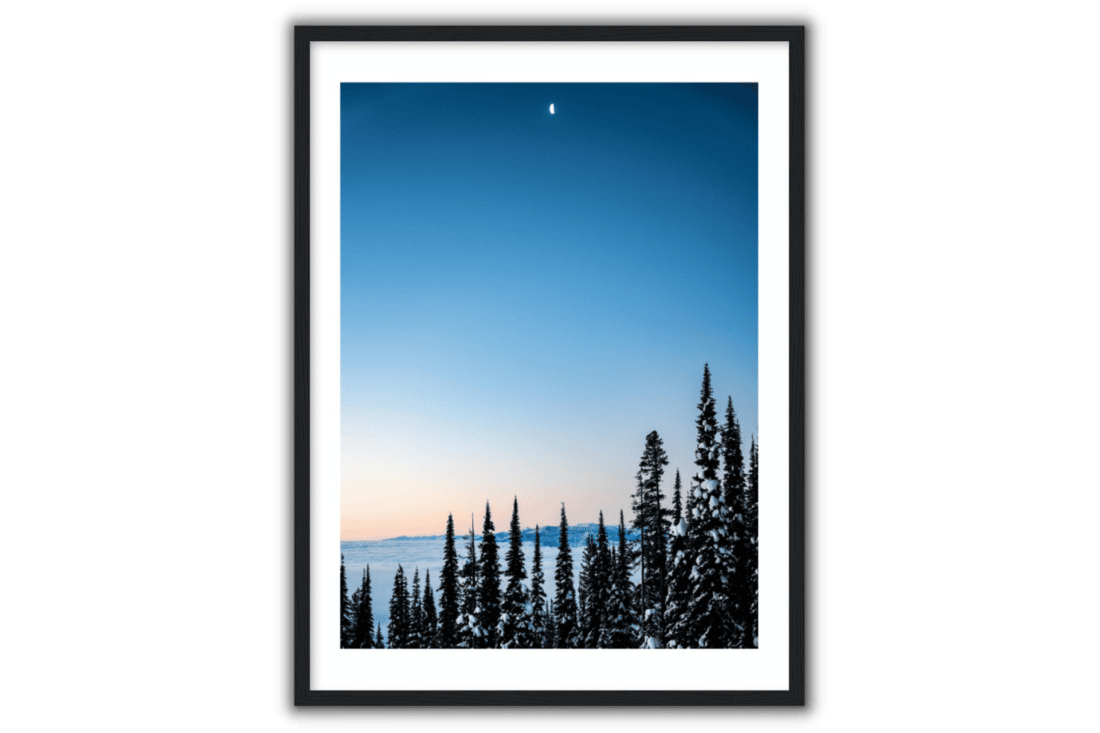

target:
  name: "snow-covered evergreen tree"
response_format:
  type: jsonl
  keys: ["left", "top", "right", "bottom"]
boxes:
{"left": 722, "top": 396, "right": 750, "bottom": 647}
{"left": 594, "top": 512, "right": 614, "bottom": 648}
{"left": 547, "top": 599, "right": 558, "bottom": 648}
{"left": 630, "top": 469, "right": 645, "bottom": 632}
{"left": 529, "top": 524, "right": 548, "bottom": 648}
{"left": 457, "top": 516, "right": 481, "bottom": 648}
{"left": 603, "top": 510, "right": 637, "bottom": 647}
{"left": 340, "top": 554, "right": 352, "bottom": 648}
{"left": 477, "top": 502, "right": 502, "bottom": 648}
{"left": 375, "top": 623, "right": 384, "bottom": 649}
{"left": 388, "top": 565, "right": 410, "bottom": 649}
{"left": 672, "top": 469, "right": 683, "bottom": 526}
{"left": 422, "top": 568, "right": 438, "bottom": 648}
{"left": 722, "top": 397, "right": 747, "bottom": 509}
{"left": 437, "top": 513, "right": 460, "bottom": 648}
{"left": 663, "top": 516, "right": 693, "bottom": 648}
{"left": 747, "top": 436, "right": 759, "bottom": 647}
{"left": 578, "top": 534, "right": 596, "bottom": 648}
{"left": 352, "top": 567, "right": 374, "bottom": 648}
{"left": 408, "top": 568, "right": 424, "bottom": 649}
{"left": 349, "top": 583, "right": 363, "bottom": 645}
{"left": 632, "top": 430, "right": 669, "bottom": 646}
{"left": 685, "top": 364, "right": 737, "bottom": 648}
{"left": 607, "top": 545, "right": 624, "bottom": 642}
{"left": 553, "top": 505, "right": 579, "bottom": 647}
{"left": 499, "top": 497, "right": 533, "bottom": 648}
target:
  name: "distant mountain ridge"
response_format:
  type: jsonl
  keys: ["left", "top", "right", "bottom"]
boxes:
{"left": 353, "top": 522, "right": 641, "bottom": 546}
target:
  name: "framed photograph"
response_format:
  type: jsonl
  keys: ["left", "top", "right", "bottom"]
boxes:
{"left": 294, "top": 25, "right": 805, "bottom": 706}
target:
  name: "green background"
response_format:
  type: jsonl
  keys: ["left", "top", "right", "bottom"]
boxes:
{"left": 6, "top": 0, "right": 1091, "bottom": 726}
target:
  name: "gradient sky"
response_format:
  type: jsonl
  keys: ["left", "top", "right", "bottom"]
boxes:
{"left": 341, "top": 83, "right": 758, "bottom": 541}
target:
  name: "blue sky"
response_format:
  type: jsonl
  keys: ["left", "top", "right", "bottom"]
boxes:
{"left": 341, "top": 83, "right": 757, "bottom": 540}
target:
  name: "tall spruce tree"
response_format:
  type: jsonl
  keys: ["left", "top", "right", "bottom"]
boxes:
{"left": 685, "top": 364, "right": 736, "bottom": 647}
{"left": 630, "top": 472, "right": 645, "bottom": 633}
{"left": 632, "top": 430, "right": 670, "bottom": 646}
{"left": 722, "top": 396, "right": 750, "bottom": 647}
{"left": 499, "top": 497, "right": 533, "bottom": 648}
{"left": 422, "top": 569, "right": 438, "bottom": 648}
{"left": 663, "top": 514, "right": 693, "bottom": 648}
{"left": 375, "top": 623, "right": 384, "bottom": 649}
{"left": 672, "top": 469, "right": 683, "bottom": 525}
{"left": 547, "top": 599, "right": 558, "bottom": 649}
{"left": 529, "top": 524, "right": 548, "bottom": 648}
{"left": 553, "top": 505, "right": 579, "bottom": 647}
{"left": 353, "top": 567, "right": 374, "bottom": 648}
{"left": 477, "top": 502, "right": 502, "bottom": 648}
{"left": 604, "top": 545, "right": 626, "bottom": 647}
{"left": 437, "top": 513, "right": 460, "bottom": 648}
{"left": 340, "top": 554, "right": 352, "bottom": 648}
{"left": 605, "top": 510, "right": 637, "bottom": 647}
{"left": 457, "top": 515, "right": 481, "bottom": 648}
{"left": 408, "top": 568, "right": 424, "bottom": 649}
{"left": 605, "top": 544, "right": 618, "bottom": 640}
{"left": 747, "top": 436, "right": 759, "bottom": 647}
{"left": 578, "top": 534, "right": 597, "bottom": 648}
{"left": 593, "top": 512, "right": 614, "bottom": 648}
{"left": 349, "top": 583, "right": 363, "bottom": 645}
{"left": 722, "top": 398, "right": 747, "bottom": 510}
{"left": 388, "top": 565, "right": 410, "bottom": 649}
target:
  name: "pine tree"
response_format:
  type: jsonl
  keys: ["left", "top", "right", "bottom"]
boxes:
{"left": 388, "top": 565, "right": 410, "bottom": 649}
{"left": 477, "top": 502, "right": 502, "bottom": 648}
{"left": 529, "top": 524, "right": 548, "bottom": 648}
{"left": 340, "top": 554, "right": 352, "bottom": 648}
{"left": 457, "top": 515, "right": 481, "bottom": 648}
{"left": 605, "top": 510, "right": 637, "bottom": 647}
{"left": 640, "top": 607, "right": 660, "bottom": 649}
{"left": 606, "top": 545, "right": 622, "bottom": 644}
{"left": 594, "top": 512, "right": 614, "bottom": 648}
{"left": 687, "top": 365, "right": 721, "bottom": 520}
{"left": 746, "top": 436, "right": 759, "bottom": 647}
{"left": 353, "top": 567, "right": 374, "bottom": 648}
{"left": 663, "top": 513, "right": 693, "bottom": 648}
{"left": 578, "top": 534, "right": 596, "bottom": 648}
{"left": 632, "top": 430, "right": 669, "bottom": 646}
{"left": 553, "top": 505, "right": 579, "bottom": 647}
{"left": 437, "top": 513, "right": 460, "bottom": 648}
{"left": 686, "top": 364, "right": 736, "bottom": 647}
{"left": 349, "top": 584, "right": 363, "bottom": 645}
{"left": 547, "top": 599, "right": 558, "bottom": 649}
{"left": 422, "top": 568, "right": 438, "bottom": 648}
{"left": 349, "top": 581, "right": 363, "bottom": 647}
{"left": 722, "top": 398, "right": 747, "bottom": 510}
{"left": 722, "top": 396, "right": 750, "bottom": 647}
{"left": 672, "top": 469, "right": 683, "bottom": 526}
{"left": 630, "top": 472, "right": 645, "bottom": 631}
{"left": 408, "top": 568, "right": 424, "bottom": 649}
{"left": 375, "top": 622, "right": 385, "bottom": 649}
{"left": 499, "top": 497, "right": 532, "bottom": 648}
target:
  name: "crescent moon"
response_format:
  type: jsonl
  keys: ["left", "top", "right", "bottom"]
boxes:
{"left": 550, "top": 103, "right": 555, "bottom": 114}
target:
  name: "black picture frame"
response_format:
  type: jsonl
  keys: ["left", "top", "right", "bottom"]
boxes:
{"left": 272, "top": 4, "right": 827, "bottom": 726}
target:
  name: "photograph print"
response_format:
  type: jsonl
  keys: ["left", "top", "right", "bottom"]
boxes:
{"left": 338, "top": 82, "right": 761, "bottom": 652}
